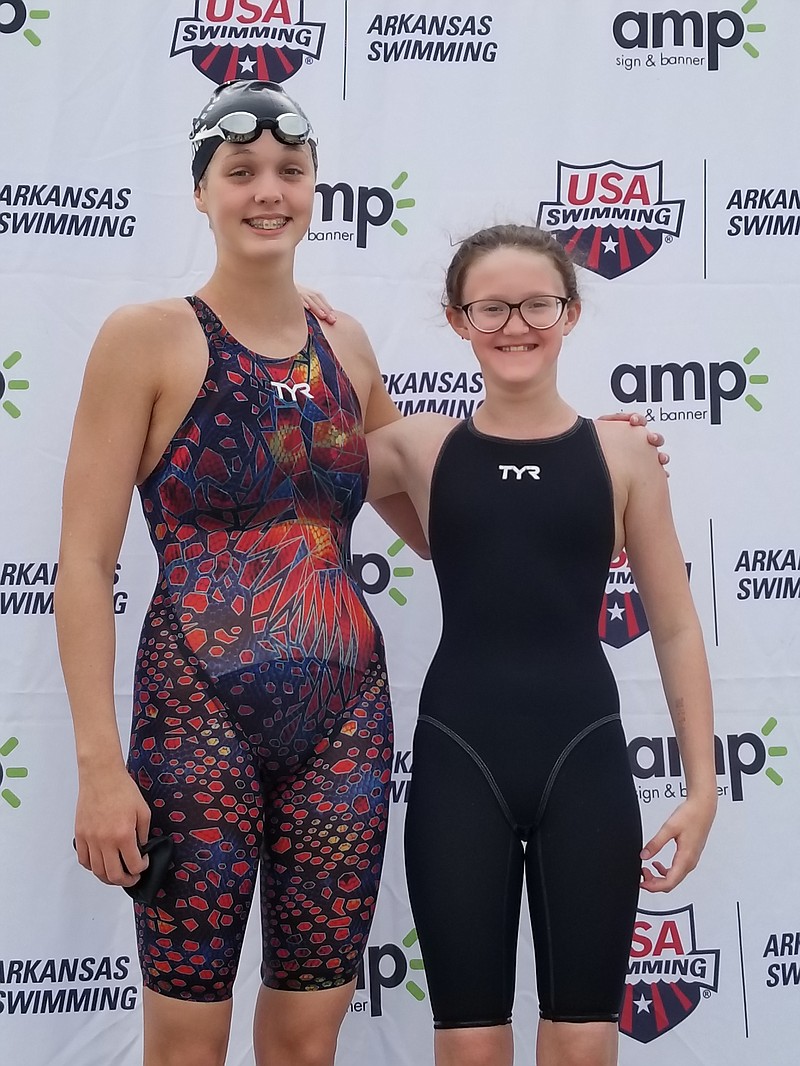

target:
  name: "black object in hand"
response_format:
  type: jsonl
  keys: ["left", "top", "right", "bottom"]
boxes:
{"left": 72, "top": 835, "right": 174, "bottom": 906}
{"left": 122, "top": 836, "right": 174, "bottom": 906}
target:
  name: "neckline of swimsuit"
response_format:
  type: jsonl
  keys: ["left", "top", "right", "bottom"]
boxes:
{"left": 190, "top": 294, "right": 314, "bottom": 368}
{"left": 466, "top": 414, "right": 584, "bottom": 446}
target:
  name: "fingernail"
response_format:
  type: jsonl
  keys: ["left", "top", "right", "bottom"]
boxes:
{"left": 641, "top": 849, "right": 651, "bottom": 859}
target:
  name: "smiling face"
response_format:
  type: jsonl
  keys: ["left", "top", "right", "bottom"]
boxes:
{"left": 446, "top": 246, "right": 581, "bottom": 389}
{"left": 193, "top": 132, "right": 316, "bottom": 262}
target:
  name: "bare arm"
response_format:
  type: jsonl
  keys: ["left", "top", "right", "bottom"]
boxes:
{"left": 365, "top": 419, "right": 408, "bottom": 504}
{"left": 329, "top": 315, "right": 430, "bottom": 558}
{"left": 55, "top": 306, "right": 162, "bottom": 889}
{"left": 361, "top": 379, "right": 431, "bottom": 557}
{"left": 622, "top": 430, "right": 716, "bottom": 891}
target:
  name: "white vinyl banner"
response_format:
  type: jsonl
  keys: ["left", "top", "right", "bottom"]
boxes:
{"left": 1, "top": 2, "right": 797, "bottom": 1064}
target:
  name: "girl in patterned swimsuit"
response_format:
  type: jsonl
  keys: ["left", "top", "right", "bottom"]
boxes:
{"left": 55, "top": 81, "right": 426, "bottom": 1066}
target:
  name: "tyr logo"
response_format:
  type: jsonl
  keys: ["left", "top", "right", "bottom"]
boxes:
{"left": 271, "top": 381, "right": 312, "bottom": 402}
{"left": 499, "top": 465, "right": 541, "bottom": 481}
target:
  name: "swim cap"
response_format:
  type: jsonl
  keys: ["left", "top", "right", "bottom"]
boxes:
{"left": 189, "top": 79, "right": 317, "bottom": 187}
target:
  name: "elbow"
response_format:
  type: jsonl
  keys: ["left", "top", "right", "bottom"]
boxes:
{"left": 54, "top": 555, "right": 117, "bottom": 608}
{"left": 416, "top": 541, "right": 432, "bottom": 561}
{"left": 405, "top": 534, "right": 431, "bottom": 561}
{"left": 650, "top": 613, "right": 704, "bottom": 649}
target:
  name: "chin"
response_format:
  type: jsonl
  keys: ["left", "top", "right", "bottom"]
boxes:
{"left": 239, "top": 230, "right": 299, "bottom": 256}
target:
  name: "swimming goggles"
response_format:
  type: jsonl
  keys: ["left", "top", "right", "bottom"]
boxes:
{"left": 190, "top": 110, "right": 313, "bottom": 148}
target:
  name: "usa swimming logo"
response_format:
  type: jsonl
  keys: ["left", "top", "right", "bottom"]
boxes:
{"left": 600, "top": 552, "right": 692, "bottom": 647}
{"left": 621, "top": 906, "right": 719, "bottom": 1043}
{"left": 599, "top": 551, "right": 649, "bottom": 648}
{"left": 171, "top": 1, "right": 325, "bottom": 85}
{"left": 538, "top": 161, "right": 685, "bottom": 279}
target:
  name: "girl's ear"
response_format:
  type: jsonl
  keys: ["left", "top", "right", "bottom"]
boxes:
{"left": 562, "top": 298, "right": 582, "bottom": 337}
{"left": 445, "top": 304, "right": 470, "bottom": 341}
{"left": 194, "top": 183, "right": 208, "bottom": 216}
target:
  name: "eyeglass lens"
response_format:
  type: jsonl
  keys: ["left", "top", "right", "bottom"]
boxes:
{"left": 467, "top": 297, "right": 565, "bottom": 331}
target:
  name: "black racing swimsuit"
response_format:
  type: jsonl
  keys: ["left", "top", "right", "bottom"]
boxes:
{"left": 404, "top": 416, "right": 642, "bottom": 1028}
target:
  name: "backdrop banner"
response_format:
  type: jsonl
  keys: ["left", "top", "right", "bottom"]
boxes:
{"left": 0, "top": 3, "right": 797, "bottom": 1064}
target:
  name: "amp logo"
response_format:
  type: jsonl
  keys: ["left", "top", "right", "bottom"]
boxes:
{"left": 311, "top": 172, "right": 415, "bottom": 249}
{"left": 0, "top": 2, "right": 49, "bottom": 47}
{"left": 612, "top": 6, "right": 766, "bottom": 71}
{"left": 171, "top": 1, "right": 326, "bottom": 85}
{"left": 0, "top": 736, "right": 29, "bottom": 811}
{"left": 0, "top": 350, "right": 30, "bottom": 421}
{"left": 538, "top": 161, "right": 684, "bottom": 279}
{"left": 611, "top": 346, "right": 768, "bottom": 425}
{"left": 628, "top": 715, "right": 788, "bottom": 802}
{"left": 349, "top": 539, "right": 414, "bottom": 607}
{"left": 352, "top": 930, "right": 426, "bottom": 1017}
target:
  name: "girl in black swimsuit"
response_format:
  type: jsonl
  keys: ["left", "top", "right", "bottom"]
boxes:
{"left": 367, "top": 225, "right": 717, "bottom": 1066}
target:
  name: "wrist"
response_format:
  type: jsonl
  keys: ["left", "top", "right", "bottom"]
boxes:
{"left": 685, "top": 783, "right": 718, "bottom": 806}
{"left": 75, "top": 735, "right": 126, "bottom": 774}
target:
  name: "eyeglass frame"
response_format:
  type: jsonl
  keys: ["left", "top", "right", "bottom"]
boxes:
{"left": 190, "top": 110, "right": 313, "bottom": 149}
{"left": 456, "top": 295, "right": 573, "bottom": 333}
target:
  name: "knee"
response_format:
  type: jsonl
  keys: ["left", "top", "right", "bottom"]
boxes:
{"left": 536, "top": 1020, "right": 617, "bottom": 1066}
{"left": 434, "top": 1025, "right": 513, "bottom": 1066}
{"left": 145, "top": 1040, "right": 228, "bottom": 1066}
{"left": 142, "top": 988, "right": 231, "bottom": 1066}
{"left": 262, "top": 1032, "right": 337, "bottom": 1066}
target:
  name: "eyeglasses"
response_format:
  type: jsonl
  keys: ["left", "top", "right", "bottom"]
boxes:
{"left": 190, "top": 110, "right": 313, "bottom": 149}
{"left": 458, "top": 296, "right": 571, "bottom": 333}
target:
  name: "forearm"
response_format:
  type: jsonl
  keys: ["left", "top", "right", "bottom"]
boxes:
{"left": 652, "top": 623, "right": 716, "bottom": 799}
{"left": 370, "top": 493, "right": 430, "bottom": 559}
{"left": 54, "top": 561, "right": 126, "bottom": 773}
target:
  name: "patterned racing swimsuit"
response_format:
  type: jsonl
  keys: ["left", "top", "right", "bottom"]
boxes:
{"left": 128, "top": 297, "right": 391, "bottom": 1002}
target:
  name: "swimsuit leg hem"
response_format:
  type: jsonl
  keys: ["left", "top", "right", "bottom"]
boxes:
{"left": 434, "top": 1017, "right": 513, "bottom": 1030}
{"left": 261, "top": 969, "right": 360, "bottom": 993}
{"left": 141, "top": 977, "right": 233, "bottom": 1004}
{"left": 539, "top": 1010, "right": 620, "bottom": 1023}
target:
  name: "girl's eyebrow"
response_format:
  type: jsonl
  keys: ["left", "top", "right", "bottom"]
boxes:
{"left": 223, "top": 144, "right": 305, "bottom": 160}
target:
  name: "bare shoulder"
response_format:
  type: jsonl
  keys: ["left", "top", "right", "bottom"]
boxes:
{"left": 102, "top": 297, "right": 193, "bottom": 331}
{"left": 94, "top": 298, "right": 198, "bottom": 362}
{"left": 318, "top": 309, "right": 373, "bottom": 360}
{"left": 594, "top": 417, "right": 654, "bottom": 463}
{"left": 593, "top": 420, "right": 664, "bottom": 509}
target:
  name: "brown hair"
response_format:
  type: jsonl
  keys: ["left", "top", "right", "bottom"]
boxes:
{"left": 444, "top": 224, "right": 579, "bottom": 307}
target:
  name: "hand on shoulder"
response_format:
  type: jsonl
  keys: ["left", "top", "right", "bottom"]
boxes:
{"left": 596, "top": 410, "right": 670, "bottom": 471}
{"left": 595, "top": 417, "right": 665, "bottom": 483}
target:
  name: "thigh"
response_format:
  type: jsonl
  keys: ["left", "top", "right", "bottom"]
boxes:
{"left": 526, "top": 717, "right": 642, "bottom": 1022}
{"left": 129, "top": 670, "right": 263, "bottom": 1002}
{"left": 405, "top": 717, "right": 524, "bottom": 1029}
{"left": 259, "top": 654, "right": 392, "bottom": 991}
